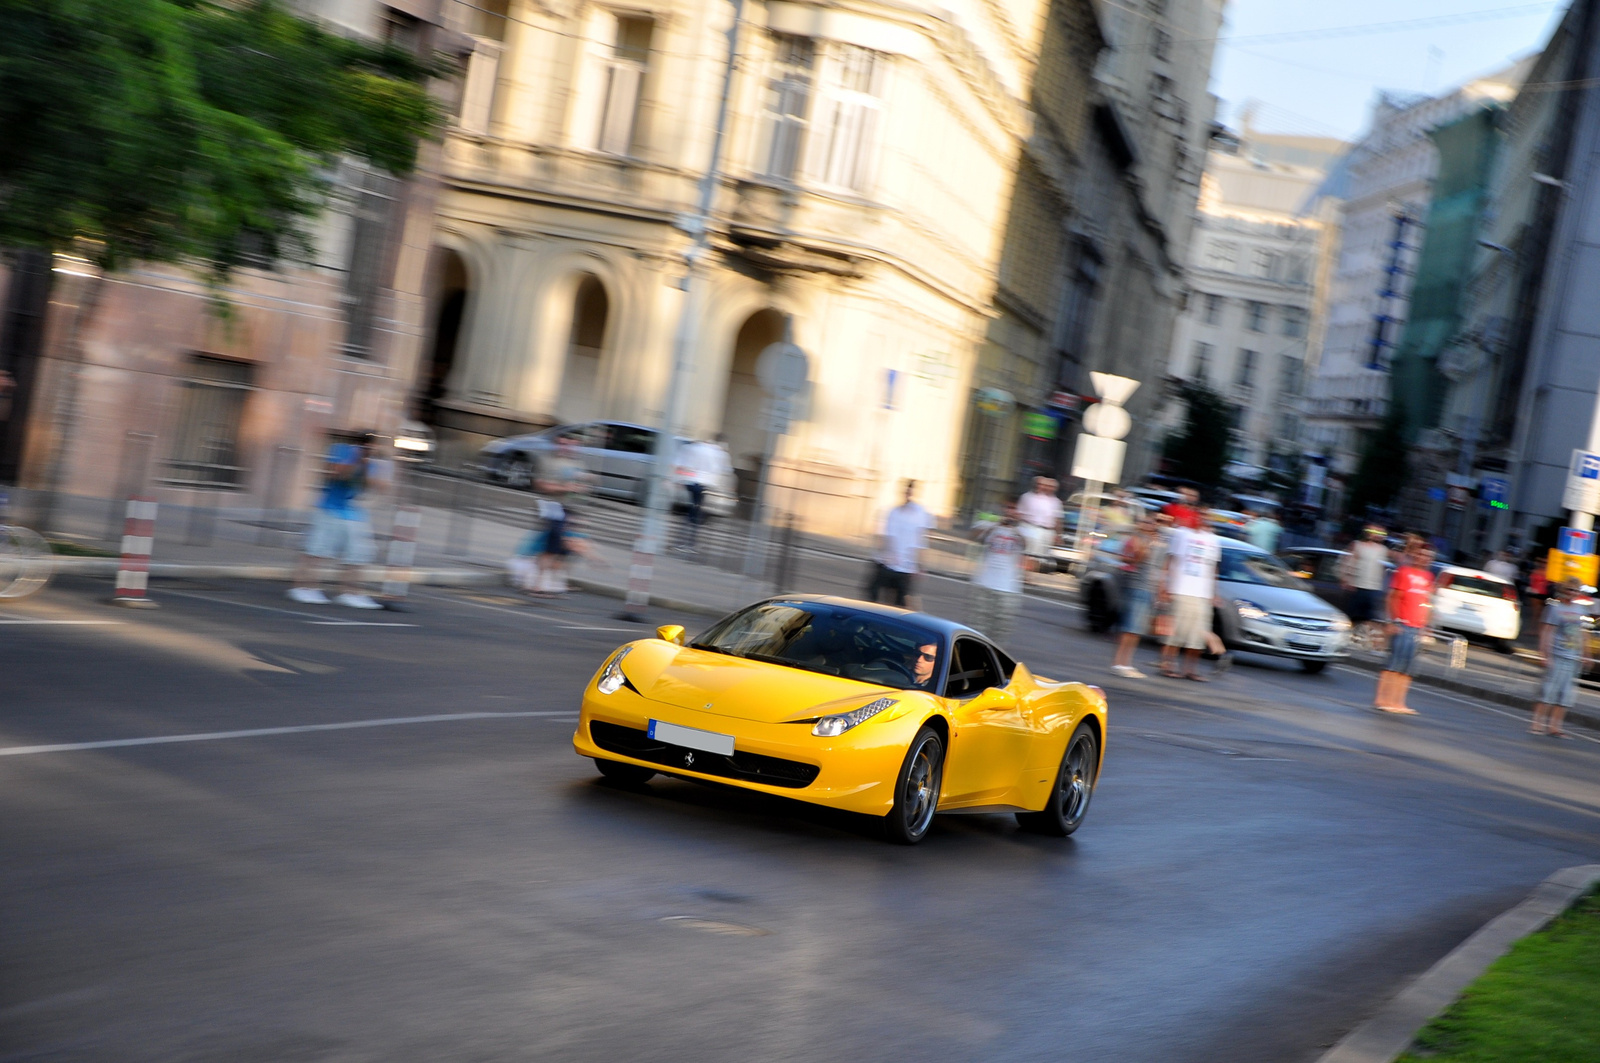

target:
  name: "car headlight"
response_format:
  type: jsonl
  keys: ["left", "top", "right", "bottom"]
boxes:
{"left": 1330, "top": 615, "right": 1351, "bottom": 631}
{"left": 1234, "top": 599, "right": 1271, "bottom": 622}
{"left": 812, "top": 697, "right": 898, "bottom": 737}
{"left": 395, "top": 436, "right": 432, "bottom": 452}
{"left": 596, "top": 646, "right": 633, "bottom": 695}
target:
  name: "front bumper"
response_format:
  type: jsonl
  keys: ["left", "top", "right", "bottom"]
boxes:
{"left": 1233, "top": 617, "right": 1351, "bottom": 660}
{"left": 573, "top": 689, "right": 918, "bottom": 817}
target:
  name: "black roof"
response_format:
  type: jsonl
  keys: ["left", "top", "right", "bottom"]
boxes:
{"left": 756, "top": 594, "right": 981, "bottom": 642}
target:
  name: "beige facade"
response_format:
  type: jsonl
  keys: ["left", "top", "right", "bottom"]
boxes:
{"left": 420, "top": 0, "right": 1197, "bottom": 532}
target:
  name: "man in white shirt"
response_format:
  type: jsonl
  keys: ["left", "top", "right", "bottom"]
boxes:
{"left": 1016, "top": 477, "right": 1064, "bottom": 565}
{"left": 1159, "top": 516, "right": 1222, "bottom": 680}
{"left": 968, "top": 504, "right": 1028, "bottom": 642}
{"left": 1484, "top": 549, "right": 1518, "bottom": 584}
{"left": 864, "top": 479, "right": 935, "bottom": 608}
{"left": 673, "top": 434, "right": 733, "bottom": 552}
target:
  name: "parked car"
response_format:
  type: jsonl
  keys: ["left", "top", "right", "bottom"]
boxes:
{"left": 1432, "top": 566, "right": 1522, "bottom": 650}
{"left": 478, "top": 420, "right": 736, "bottom": 516}
{"left": 1081, "top": 534, "right": 1351, "bottom": 673}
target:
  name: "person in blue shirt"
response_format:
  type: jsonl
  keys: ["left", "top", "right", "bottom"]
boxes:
{"left": 1243, "top": 508, "right": 1281, "bottom": 554}
{"left": 289, "top": 432, "right": 385, "bottom": 608}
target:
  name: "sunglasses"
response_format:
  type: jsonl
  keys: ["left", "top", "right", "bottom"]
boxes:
{"left": 916, "top": 650, "right": 938, "bottom": 662}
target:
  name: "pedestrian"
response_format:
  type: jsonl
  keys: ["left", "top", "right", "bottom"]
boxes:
{"left": 1162, "top": 486, "right": 1202, "bottom": 529}
{"left": 289, "top": 432, "right": 386, "bottom": 608}
{"left": 1374, "top": 540, "right": 1436, "bottom": 715}
{"left": 1244, "top": 507, "right": 1281, "bottom": 554}
{"left": 1527, "top": 557, "right": 1549, "bottom": 630}
{"left": 537, "top": 433, "right": 594, "bottom": 508}
{"left": 1158, "top": 509, "right": 1222, "bottom": 680}
{"left": 968, "top": 503, "right": 1027, "bottom": 643}
{"left": 673, "top": 434, "right": 733, "bottom": 554}
{"left": 1016, "top": 476, "right": 1063, "bottom": 569}
{"left": 863, "top": 479, "right": 935, "bottom": 609}
{"left": 1341, "top": 525, "right": 1390, "bottom": 648}
{"left": 1530, "top": 578, "right": 1589, "bottom": 738}
{"left": 1112, "top": 514, "right": 1166, "bottom": 677}
{"left": 1484, "top": 549, "right": 1518, "bottom": 584}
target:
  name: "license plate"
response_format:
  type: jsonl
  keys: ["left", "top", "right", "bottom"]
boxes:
{"left": 649, "top": 719, "right": 735, "bottom": 756}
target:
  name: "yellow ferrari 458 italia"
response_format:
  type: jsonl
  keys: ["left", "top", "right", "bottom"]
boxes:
{"left": 572, "top": 595, "right": 1107, "bottom": 844}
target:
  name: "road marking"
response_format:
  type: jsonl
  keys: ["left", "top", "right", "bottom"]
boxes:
{"left": 160, "top": 590, "right": 415, "bottom": 626}
{"left": 558, "top": 625, "right": 642, "bottom": 633}
{"left": 0, "top": 618, "right": 124, "bottom": 625}
{"left": 0, "top": 711, "right": 579, "bottom": 757}
{"left": 306, "top": 621, "right": 416, "bottom": 627}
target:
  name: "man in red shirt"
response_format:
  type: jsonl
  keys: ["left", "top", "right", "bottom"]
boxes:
{"left": 1376, "top": 539, "right": 1436, "bottom": 714}
{"left": 1161, "top": 486, "right": 1202, "bottom": 530}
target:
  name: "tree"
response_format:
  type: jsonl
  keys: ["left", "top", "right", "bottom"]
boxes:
{"left": 0, "top": 0, "right": 441, "bottom": 521}
{"left": 0, "top": 0, "right": 441, "bottom": 277}
{"left": 1346, "top": 407, "right": 1409, "bottom": 520}
{"left": 1162, "top": 382, "right": 1233, "bottom": 489}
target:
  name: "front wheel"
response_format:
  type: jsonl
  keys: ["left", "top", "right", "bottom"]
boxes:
{"left": 1017, "top": 723, "right": 1098, "bottom": 836}
{"left": 594, "top": 758, "right": 655, "bottom": 786}
{"left": 884, "top": 726, "right": 944, "bottom": 845}
{"left": 505, "top": 456, "right": 536, "bottom": 490}
{"left": 1300, "top": 659, "right": 1327, "bottom": 674}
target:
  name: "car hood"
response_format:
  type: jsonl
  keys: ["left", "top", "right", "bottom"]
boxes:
{"left": 1220, "top": 581, "right": 1347, "bottom": 619}
{"left": 618, "top": 641, "right": 901, "bottom": 724}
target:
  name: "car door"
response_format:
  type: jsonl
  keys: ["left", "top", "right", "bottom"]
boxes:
{"left": 940, "top": 637, "right": 1033, "bottom": 807}
{"left": 605, "top": 423, "right": 659, "bottom": 503}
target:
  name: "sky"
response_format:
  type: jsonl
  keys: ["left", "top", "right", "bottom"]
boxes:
{"left": 1209, "top": 0, "right": 1570, "bottom": 143}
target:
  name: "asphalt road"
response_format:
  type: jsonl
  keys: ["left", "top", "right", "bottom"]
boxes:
{"left": 5, "top": 576, "right": 1600, "bottom": 1062}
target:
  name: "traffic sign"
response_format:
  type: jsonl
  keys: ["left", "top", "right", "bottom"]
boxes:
{"left": 1479, "top": 476, "right": 1509, "bottom": 511}
{"left": 1559, "top": 526, "right": 1595, "bottom": 556}
{"left": 756, "top": 341, "right": 809, "bottom": 398}
{"left": 1564, "top": 449, "right": 1600, "bottom": 515}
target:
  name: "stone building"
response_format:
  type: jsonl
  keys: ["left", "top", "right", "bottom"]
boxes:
{"left": 419, "top": 0, "right": 1222, "bottom": 531}
{"left": 1162, "top": 130, "right": 1340, "bottom": 476}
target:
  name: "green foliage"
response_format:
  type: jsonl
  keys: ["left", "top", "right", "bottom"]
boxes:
{"left": 1397, "top": 889, "right": 1600, "bottom": 1062}
{"left": 1346, "top": 407, "right": 1409, "bottom": 518}
{"left": 0, "top": 0, "right": 441, "bottom": 277}
{"left": 1162, "top": 382, "right": 1233, "bottom": 488}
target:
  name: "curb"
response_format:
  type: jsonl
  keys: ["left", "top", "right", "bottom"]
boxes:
{"left": 1317, "top": 863, "right": 1600, "bottom": 1063}
{"left": 1337, "top": 653, "right": 1600, "bottom": 733}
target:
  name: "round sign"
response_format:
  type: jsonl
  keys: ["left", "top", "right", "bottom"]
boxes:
{"left": 976, "top": 387, "right": 1014, "bottom": 417}
{"left": 1082, "top": 402, "right": 1131, "bottom": 440}
{"left": 756, "top": 341, "right": 810, "bottom": 398}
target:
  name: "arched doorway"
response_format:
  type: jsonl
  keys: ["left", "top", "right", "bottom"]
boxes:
{"left": 558, "top": 275, "right": 609, "bottom": 424}
{"left": 424, "top": 250, "right": 468, "bottom": 417}
{"left": 721, "top": 309, "right": 787, "bottom": 473}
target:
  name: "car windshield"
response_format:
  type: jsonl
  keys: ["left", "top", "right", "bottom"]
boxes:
{"left": 690, "top": 601, "right": 944, "bottom": 690}
{"left": 1442, "top": 574, "right": 1510, "bottom": 598}
{"left": 1217, "top": 549, "right": 1301, "bottom": 588}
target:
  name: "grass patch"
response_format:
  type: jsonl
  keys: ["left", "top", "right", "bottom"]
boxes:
{"left": 1398, "top": 888, "right": 1600, "bottom": 1062}
{"left": 47, "top": 540, "right": 119, "bottom": 557}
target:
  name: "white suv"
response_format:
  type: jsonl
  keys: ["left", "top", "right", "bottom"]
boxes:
{"left": 1432, "top": 566, "right": 1521, "bottom": 649}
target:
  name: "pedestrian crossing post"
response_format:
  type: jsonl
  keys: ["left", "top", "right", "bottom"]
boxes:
{"left": 112, "top": 497, "right": 159, "bottom": 608}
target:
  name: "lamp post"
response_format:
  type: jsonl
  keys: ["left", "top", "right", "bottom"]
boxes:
{"left": 618, "top": 0, "right": 744, "bottom": 621}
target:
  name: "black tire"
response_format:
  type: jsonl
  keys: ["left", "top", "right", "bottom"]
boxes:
{"left": 1087, "top": 584, "right": 1113, "bottom": 634}
{"left": 1017, "top": 722, "right": 1098, "bottom": 836}
{"left": 1494, "top": 638, "right": 1514, "bottom": 655}
{"left": 1301, "top": 659, "right": 1327, "bottom": 674}
{"left": 884, "top": 726, "right": 944, "bottom": 845}
{"left": 505, "top": 456, "right": 536, "bottom": 490}
{"left": 594, "top": 758, "right": 655, "bottom": 786}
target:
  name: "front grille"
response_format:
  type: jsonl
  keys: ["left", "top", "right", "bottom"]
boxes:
{"left": 1273, "top": 614, "right": 1333, "bottom": 631}
{"left": 589, "top": 721, "right": 820, "bottom": 789}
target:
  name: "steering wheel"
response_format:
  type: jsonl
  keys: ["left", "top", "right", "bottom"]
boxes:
{"left": 878, "top": 656, "right": 917, "bottom": 683}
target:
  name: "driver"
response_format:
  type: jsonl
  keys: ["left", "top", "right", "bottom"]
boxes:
{"left": 910, "top": 642, "right": 939, "bottom": 688}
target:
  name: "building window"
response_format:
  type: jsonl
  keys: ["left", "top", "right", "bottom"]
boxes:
{"left": 1205, "top": 240, "right": 1237, "bottom": 270}
{"left": 1152, "top": 28, "right": 1171, "bottom": 60}
{"left": 573, "top": 13, "right": 653, "bottom": 156}
{"left": 1253, "top": 248, "right": 1276, "bottom": 278}
{"left": 1282, "top": 307, "right": 1307, "bottom": 338}
{"left": 1280, "top": 354, "right": 1303, "bottom": 395}
{"left": 342, "top": 167, "right": 400, "bottom": 359}
{"left": 809, "top": 43, "right": 888, "bottom": 193}
{"left": 1236, "top": 349, "right": 1256, "bottom": 388}
{"left": 1192, "top": 341, "right": 1213, "bottom": 383}
{"left": 1246, "top": 301, "right": 1266, "bottom": 332}
{"left": 1204, "top": 293, "right": 1223, "bottom": 325}
{"left": 762, "top": 34, "right": 815, "bottom": 180}
{"left": 166, "top": 356, "right": 253, "bottom": 487}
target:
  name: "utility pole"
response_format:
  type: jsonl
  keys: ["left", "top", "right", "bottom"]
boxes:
{"left": 618, "top": 0, "right": 744, "bottom": 621}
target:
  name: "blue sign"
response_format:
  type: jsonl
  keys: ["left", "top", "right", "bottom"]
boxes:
{"left": 1581, "top": 454, "right": 1600, "bottom": 479}
{"left": 1559, "top": 527, "right": 1596, "bottom": 556}
{"left": 1480, "top": 476, "right": 1509, "bottom": 511}
{"left": 1428, "top": 486, "right": 1446, "bottom": 502}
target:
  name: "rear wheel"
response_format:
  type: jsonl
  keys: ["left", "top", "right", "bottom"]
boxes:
{"left": 505, "top": 456, "right": 536, "bottom": 490}
{"left": 1017, "top": 723, "right": 1098, "bottom": 836}
{"left": 594, "top": 758, "right": 655, "bottom": 786}
{"left": 1087, "top": 585, "right": 1113, "bottom": 633}
{"left": 884, "top": 726, "right": 944, "bottom": 845}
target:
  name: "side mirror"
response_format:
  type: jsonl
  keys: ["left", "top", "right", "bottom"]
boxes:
{"left": 656, "top": 624, "right": 686, "bottom": 645}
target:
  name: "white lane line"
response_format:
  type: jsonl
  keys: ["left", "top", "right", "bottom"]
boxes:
{"left": 306, "top": 621, "right": 416, "bottom": 627}
{"left": 0, "top": 711, "right": 578, "bottom": 757}
{"left": 417, "top": 591, "right": 647, "bottom": 631}
{"left": 160, "top": 590, "right": 416, "bottom": 626}
{"left": 0, "top": 618, "right": 124, "bottom": 626}
{"left": 558, "top": 625, "right": 644, "bottom": 633}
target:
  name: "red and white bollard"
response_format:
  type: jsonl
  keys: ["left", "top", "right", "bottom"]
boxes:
{"left": 380, "top": 505, "right": 421, "bottom": 606}
{"left": 112, "top": 497, "right": 159, "bottom": 607}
